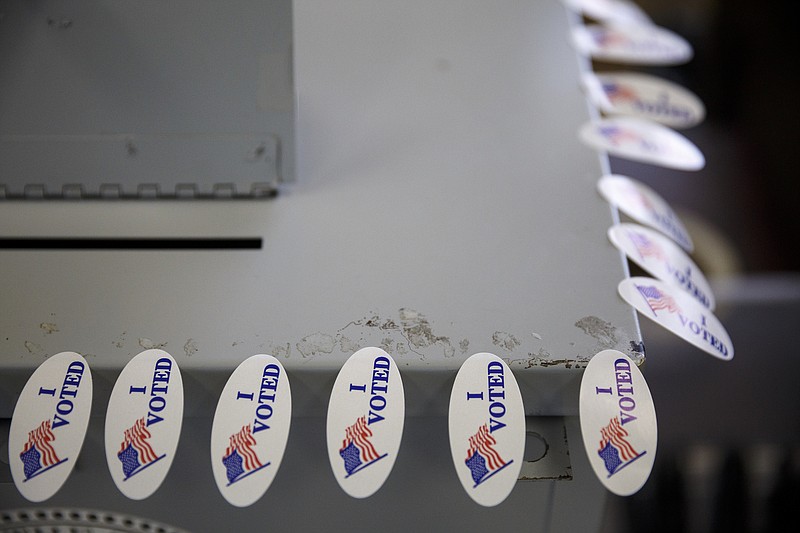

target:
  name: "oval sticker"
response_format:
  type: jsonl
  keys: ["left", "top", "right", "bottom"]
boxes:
{"left": 609, "top": 223, "right": 715, "bottom": 310}
{"left": 326, "top": 347, "right": 405, "bottom": 498}
{"left": 9, "top": 351, "right": 93, "bottom": 502}
{"left": 580, "top": 350, "right": 657, "bottom": 496}
{"left": 619, "top": 277, "right": 734, "bottom": 361}
{"left": 104, "top": 349, "right": 184, "bottom": 500}
{"left": 598, "top": 174, "right": 694, "bottom": 252}
{"left": 571, "top": 23, "right": 693, "bottom": 66}
{"left": 583, "top": 71, "right": 705, "bottom": 129}
{"left": 448, "top": 353, "right": 524, "bottom": 507}
{"left": 211, "top": 354, "right": 292, "bottom": 507}
{"left": 579, "top": 117, "right": 705, "bottom": 171}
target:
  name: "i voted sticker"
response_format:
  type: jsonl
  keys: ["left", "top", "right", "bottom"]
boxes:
{"left": 619, "top": 277, "right": 733, "bottom": 361}
{"left": 448, "top": 353, "right": 524, "bottom": 507}
{"left": 583, "top": 71, "right": 705, "bottom": 129}
{"left": 563, "top": 0, "right": 652, "bottom": 26}
{"left": 211, "top": 354, "right": 292, "bottom": 507}
{"left": 105, "top": 349, "right": 184, "bottom": 500}
{"left": 9, "top": 352, "right": 93, "bottom": 502}
{"left": 579, "top": 117, "right": 705, "bottom": 171}
{"left": 326, "top": 347, "right": 405, "bottom": 498}
{"left": 609, "top": 223, "right": 715, "bottom": 309}
{"left": 571, "top": 23, "right": 693, "bottom": 65}
{"left": 598, "top": 174, "right": 693, "bottom": 252}
{"left": 580, "top": 350, "right": 657, "bottom": 496}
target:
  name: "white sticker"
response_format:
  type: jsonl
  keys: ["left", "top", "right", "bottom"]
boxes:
{"left": 563, "top": 0, "right": 652, "bottom": 26}
{"left": 448, "top": 353, "right": 525, "bottom": 507}
{"left": 583, "top": 71, "right": 705, "bottom": 129}
{"left": 580, "top": 350, "right": 657, "bottom": 496}
{"left": 579, "top": 117, "right": 705, "bottom": 171}
{"left": 104, "top": 349, "right": 184, "bottom": 500}
{"left": 571, "top": 23, "right": 693, "bottom": 65}
{"left": 609, "top": 223, "right": 715, "bottom": 310}
{"left": 619, "top": 277, "right": 734, "bottom": 361}
{"left": 598, "top": 174, "right": 694, "bottom": 252}
{"left": 326, "top": 347, "right": 405, "bottom": 498}
{"left": 9, "top": 352, "right": 93, "bottom": 502}
{"left": 211, "top": 354, "right": 292, "bottom": 507}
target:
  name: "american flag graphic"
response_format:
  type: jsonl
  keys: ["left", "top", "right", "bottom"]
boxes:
{"left": 636, "top": 284, "right": 681, "bottom": 315}
{"left": 339, "top": 416, "right": 383, "bottom": 477}
{"left": 222, "top": 424, "right": 264, "bottom": 484}
{"left": 597, "top": 417, "right": 643, "bottom": 476}
{"left": 464, "top": 424, "right": 509, "bottom": 487}
{"left": 633, "top": 188, "right": 657, "bottom": 212}
{"left": 117, "top": 417, "right": 159, "bottom": 479}
{"left": 598, "top": 125, "right": 659, "bottom": 153}
{"left": 591, "top": 28, "right": 628, "bottom": 48}
{"left": 599, "top": 125, "right": 640, "bottom": 146}
{"left": 627, "top": 230, "right": 664, "bottom": 261}
{"left": 19, "top": 420, "right": 61, "bottom": 480}
{"left": 603, "top": 82, "right": 638, "bottom": 103}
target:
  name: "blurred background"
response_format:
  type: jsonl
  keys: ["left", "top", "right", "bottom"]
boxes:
{"left": 595, "top": 1, "right": 800, "bottom": 532}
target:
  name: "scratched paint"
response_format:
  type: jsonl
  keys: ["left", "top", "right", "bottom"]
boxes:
{"left": 574, "top": 316, "right": 619, "bottom": 349}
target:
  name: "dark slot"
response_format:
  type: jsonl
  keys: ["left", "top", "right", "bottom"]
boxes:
{"left": 0, "top": 238, "right": 262, "bottom": 250}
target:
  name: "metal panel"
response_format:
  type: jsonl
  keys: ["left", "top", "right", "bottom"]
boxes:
{"left": 0, "top": 0, "right": 295, "bottom": 197}
{"left": 0, "top": 1, "right": 634, "bottom": 530}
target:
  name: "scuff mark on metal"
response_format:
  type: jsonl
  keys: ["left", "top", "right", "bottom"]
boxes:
{"left": 459, "top": 338, "right": 470, "bottom": 354}
{"left": 492, "top": 331, "right": 520, "bottom": 351}
{"left": 629, "top": 340, "right": 646, "bottom": 365}
{"left": 113, "top": 331, "right": 127, "bottom": 349}
{"left": 380, "top": 337, "right": 393, "bottom": 353}
{"left": 296, "top": 333, "right": 336, "bottom": 358}
{"left": 139, "top": 338, "right": 168, "bottom": 350}
{"left": 574, "top": 316, "right": 619, "bottom": 349}
{"left": 318, "top": 308, "right": 457, "bottom": 359}
{"left": 271, "top": 343, "right": 291, "bottom": 358}
{"left": 24, "top": 340, "right": 43, "bottom": 355}
{"left": 398, "top": 308, "right": 454, "bottom": 358}
{"left": 40, "top": 322, "right": 59, "bottom": 335}
{"left": 338, "top": 335, "right": 361, "bottom": 354}
{"left": 184, "top": 339, "right": 198, "bottom": 357}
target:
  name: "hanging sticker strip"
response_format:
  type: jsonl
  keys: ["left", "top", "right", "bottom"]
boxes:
{"left": 598, "top": 174, "right": 694, "bottom": 252}
{"left": 9, "top": 352, "right": 93, "bottom": 502}
{"left": 579, "top": 117, "right": 705, "bottom": 171}
{"left": 448, "top": 353, "right": 525, "bottom": 507}
{"left": 619, "top": 277, "right": 733, "bottom": 361}
{"left": 104, "top": 349, "right": 184, "bottom": 500}
{"left": 210, "top": 354, "right": 292, "bottom": 507}
{"left": 326, "top": 347, "right": 405, "bottom": 499}
{"left": 609, "top": 223, "right": 715, "bottom": 310}
{"left": 580, "top": 350, "right": 657, "bottom": 496}
{"left": 571, "top": 23, "right": 693, "bottom": 66}
{"left": 583, "top": 71, "right": 706, "bottom": 129}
